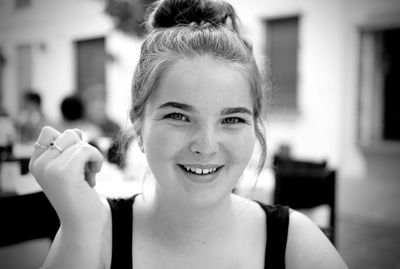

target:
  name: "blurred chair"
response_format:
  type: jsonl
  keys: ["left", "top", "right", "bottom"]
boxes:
{"left": 0, "top": 191, "right": 59, "bottom": 246}
{"left": 0, "top": 172, "right": 59, "bottom": 268}
{"left": 273, "top": 156, "right": 336, "bottom": 245}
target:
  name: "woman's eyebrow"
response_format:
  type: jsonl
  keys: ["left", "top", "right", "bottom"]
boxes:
{"left": 158, "top": 102, "right": 252, "bottom": 115}
{"left": 158, "top": 102, "right": 198, "bottom": 113}
{"left": 221, "top": 107, "right": 253, "bottom": 116}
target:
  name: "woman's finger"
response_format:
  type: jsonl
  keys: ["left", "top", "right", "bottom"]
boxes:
{"left": 31, "top": 129, "right": 83, "bottom": 178}
{"left": 73, "top": 129, "right": 83, "bottom": 140}
{"left": 30, "top": 126, "right": 61, "bottom": 171}
{"left": 60, "top": 142, "right": 104, "bottom": 187}
{"left": 39, "top": 129, "right": 82, "bottom": 160}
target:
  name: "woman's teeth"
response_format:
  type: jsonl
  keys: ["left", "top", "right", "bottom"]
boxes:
{"left": 182, "top": 165, "right": 219, "bottom": 175}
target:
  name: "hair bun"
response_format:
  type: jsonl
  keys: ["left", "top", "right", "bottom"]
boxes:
{"left": 147, "top": 0, "right": 238, "bottom": 31}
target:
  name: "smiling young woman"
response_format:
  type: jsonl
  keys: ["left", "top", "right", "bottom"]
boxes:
{"left": 29, "top": 0, "right": 348, "bottom": 268}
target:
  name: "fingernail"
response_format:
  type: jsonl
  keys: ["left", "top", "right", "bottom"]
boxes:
{"left": 74, "top": 129, "right": 83, "bottom": 140}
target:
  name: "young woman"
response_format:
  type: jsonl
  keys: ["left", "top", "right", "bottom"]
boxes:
{"left": 29, "top": 0, "right": 348, "bottom": 268}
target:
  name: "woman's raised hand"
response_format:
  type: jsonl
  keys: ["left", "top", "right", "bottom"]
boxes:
{"left": 29, "top": 126, "right": 107, "bottom": 232}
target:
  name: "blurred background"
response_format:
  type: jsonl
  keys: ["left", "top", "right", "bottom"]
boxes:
{"left": 0, "top": 0, "right": 400, "bottom": 268}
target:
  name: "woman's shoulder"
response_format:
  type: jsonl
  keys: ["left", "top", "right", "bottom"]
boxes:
{"left": 285, "top": 210, "right": 348, "bottom": 269}
{"left": 100, "top": 196, "right": 114, "bottom": 269}
{"left": 243, "top": 202, "right": 348, "bottom": 269}
{"left": 255, "top": 200, "right": 290, "bottom": 216}
{"left": 231, "top": 194, "right": 267, "bottom": 220}
{"left": 231, "top": 195, "right": 289, "bottom": 222}
{"left": 100, "top": 194, "right": 141, "bottom": 269}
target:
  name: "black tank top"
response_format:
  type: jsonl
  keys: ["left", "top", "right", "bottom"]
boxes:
{"left": 107, "top": 195, "right": 289, "bottom": 269}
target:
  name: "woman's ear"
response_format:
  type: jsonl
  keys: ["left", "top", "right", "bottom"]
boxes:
{"left": 137, "top": 134, "right": 145, "bottom": 153}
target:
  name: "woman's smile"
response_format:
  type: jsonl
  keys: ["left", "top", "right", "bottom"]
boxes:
{"left": 177, "top": 163, "right": 224, "bottom": 183}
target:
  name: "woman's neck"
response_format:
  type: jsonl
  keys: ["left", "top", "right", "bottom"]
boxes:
{"left": 136, "top": 191, "right": 243, "bottom": 247}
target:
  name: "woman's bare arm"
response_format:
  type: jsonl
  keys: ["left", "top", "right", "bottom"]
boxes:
{"left": 285, "top": 210, "right": 349, "bottom": 269}
{"left": 30, "top": 127, "right": 111, "bottom": 268}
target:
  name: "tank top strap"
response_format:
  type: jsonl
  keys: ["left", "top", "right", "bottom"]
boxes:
{"left": 256, "top": 202, "right": 290, "bottom": 269}
{"left": 107, "top": 194, "right": 139, "bottom": 269}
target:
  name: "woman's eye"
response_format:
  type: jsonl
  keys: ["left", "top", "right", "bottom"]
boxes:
{"left": 165, "top": 113, "right": 188, "bottom": 122}
{"left": 222, "top": 117, "right": 243, "bottom": 124}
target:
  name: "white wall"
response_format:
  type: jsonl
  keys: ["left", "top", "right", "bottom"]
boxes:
{"left": 0, "top": 0, "right": 115, "bottom": 122}
{"left": 231, "top": 0, "right": 347, "bottom": 168}
{"left": 106, "top": 31, "right": 142, "bottom": 129}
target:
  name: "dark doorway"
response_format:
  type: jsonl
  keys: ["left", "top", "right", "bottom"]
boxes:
{"left": 382, "top": 28, "right": 400, "bottom": 141}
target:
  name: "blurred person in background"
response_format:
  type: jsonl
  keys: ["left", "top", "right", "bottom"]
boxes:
{"left": 78, "top": 86, "right": 121, "bottom": 163}
{"left": 15, "top": 90, "right": 48, "bottom": 143}
{"left": 81, "top": 83, "right": 121, "bottom": 139}
{"left": 59, "top": 94, "right": 124, "bottom": 168}
{"left": 58, "top": 94, "right": 101, "bottom": 142}
{"left": 0, "top": 105, "right": 16, "bottom": 159}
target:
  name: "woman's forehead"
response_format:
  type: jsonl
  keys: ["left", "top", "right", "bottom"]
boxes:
{"left": 149, "top": 56, "right": 253, "bottom": 110}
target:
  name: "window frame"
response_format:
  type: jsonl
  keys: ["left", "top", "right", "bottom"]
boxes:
{"left": 357, "top": 24, "right": 400, "bottom": 154}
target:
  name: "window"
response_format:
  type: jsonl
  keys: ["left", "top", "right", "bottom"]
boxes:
{"left": 15, "top": 0, "right": 31, "bottom": 9}
{"left": 382, "top": 28, "right": 400, "bottom": 141}
{"left": 264, "top": 16, "right": 300, "bottom": 112}
{"left": 0, "top": 47, "right": 5, "bottom": 104}
{"left": 16, "top": 45, "right": 32, "bottom": 109}
{"left": 75, "top": 37, "right": 106, "bottom": 94}
{"left": 358, "top": 27, "right": 400, "bottom": 151}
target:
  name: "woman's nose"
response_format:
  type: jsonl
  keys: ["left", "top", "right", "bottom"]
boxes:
{"left": 189, "top": 127, "right": 219, "bottom": 156}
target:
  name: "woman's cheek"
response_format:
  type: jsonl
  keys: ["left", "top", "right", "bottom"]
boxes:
{"left": 145, "top": 126, "right": 184, "bottom": 158}
{"left": 230, "top": 129, "right": 256, "bottom": 163}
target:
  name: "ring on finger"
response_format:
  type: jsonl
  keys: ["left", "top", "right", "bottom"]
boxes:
{"left": 33, "top": 142, "right": 49, "bottom": 150}
{"left": 49, "top": 141, "right": 64, "bottom": 153}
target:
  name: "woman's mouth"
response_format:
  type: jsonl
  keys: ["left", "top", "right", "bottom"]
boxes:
{"left": 178, "top": 164, "right": 223, "bottom": 176}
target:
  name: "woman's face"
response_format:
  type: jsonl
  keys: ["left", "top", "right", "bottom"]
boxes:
{"left": 140, "top": 56, "right": 256, "bottom": 207}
